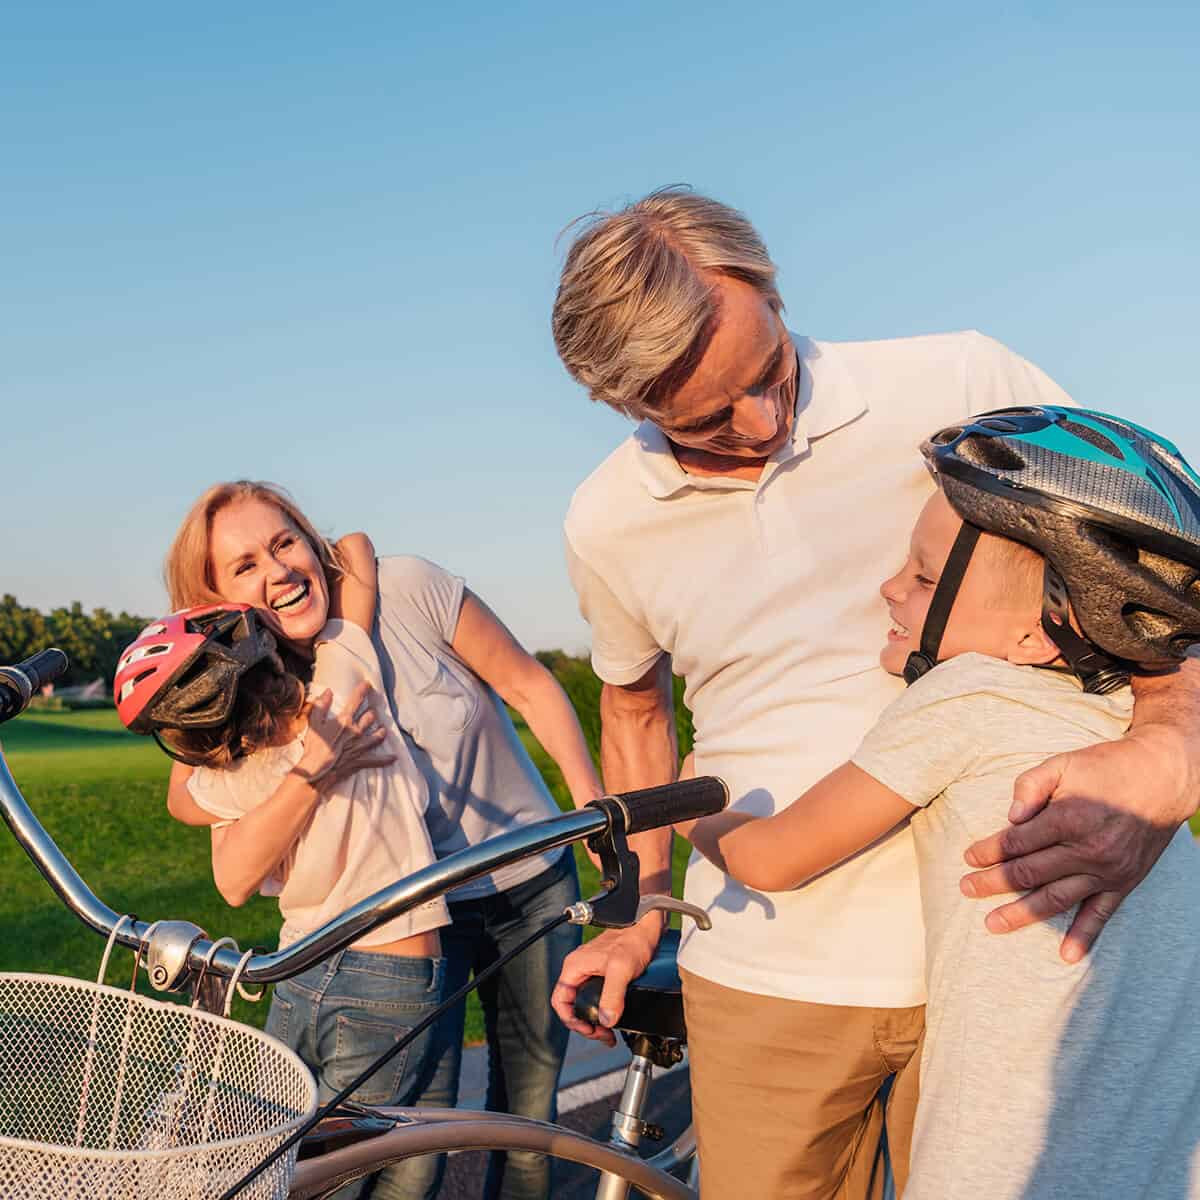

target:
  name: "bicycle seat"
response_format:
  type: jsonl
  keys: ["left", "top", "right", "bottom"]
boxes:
{"left": 573, "top": 929, "right": 686, "bottom": 1042}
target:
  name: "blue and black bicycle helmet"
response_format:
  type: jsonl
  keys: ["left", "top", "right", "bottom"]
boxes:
{"left": 908, "top": 405, "right": 1200, "bottom": 692}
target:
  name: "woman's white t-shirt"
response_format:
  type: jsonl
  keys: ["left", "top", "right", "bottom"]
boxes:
{"left": 187, "top": 619, "right": 449, "bottom": 949}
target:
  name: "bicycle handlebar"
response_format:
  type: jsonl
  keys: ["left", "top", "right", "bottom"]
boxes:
{"left": 0, "top": 744, "right": 610, "bottom": 982}
{"left": 607, "top": 776, "right": 729, "bottom": 836}
{"left": 0, "top": 665, "right": 727, "bottom": 989}
{"left": 0, "top": 649, "right": 69, "bottom": 725}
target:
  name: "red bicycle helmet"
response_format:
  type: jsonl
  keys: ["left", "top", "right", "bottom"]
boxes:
{"left": 114, "top": 605, "right": 282, "bottom": 734}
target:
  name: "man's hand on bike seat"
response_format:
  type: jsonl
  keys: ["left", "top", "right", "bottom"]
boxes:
{"left": 551, "top": 915, "right": 664, "bottom": 1045}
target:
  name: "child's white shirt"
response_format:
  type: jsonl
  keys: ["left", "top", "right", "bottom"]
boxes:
{"left": 854, "top": 653, "right": 1200, "bottom": 1199}
{"left": 188, "top": 618, "right": 449, "bottom": 949}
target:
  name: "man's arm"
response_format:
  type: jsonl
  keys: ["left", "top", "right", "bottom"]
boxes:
{"left": 550, "top": 655, "right": 678, "bottom": 1044}
{"left": 961, "top": 659, "right": 1200, "bottom": 962}
{"left": 600, "top": 655, "right": 679, "bottom": 892}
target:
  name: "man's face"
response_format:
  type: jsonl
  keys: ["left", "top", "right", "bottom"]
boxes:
{"left": 653, "top": 275, "right": 797, "bottom": 461}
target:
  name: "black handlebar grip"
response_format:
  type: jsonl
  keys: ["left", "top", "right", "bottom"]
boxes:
{"left": 0, "top": 648, "right": 70, "bottom": 725}
{"left": 18, "top": 648, "right": 69, "bottom": 692}
{"left": 615, "top": 776, "right": 729, "bottom": 836}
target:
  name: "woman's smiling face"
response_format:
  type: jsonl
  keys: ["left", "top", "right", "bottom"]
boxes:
{"left": 208, "top": 496, "right": 330, "bottom": 647}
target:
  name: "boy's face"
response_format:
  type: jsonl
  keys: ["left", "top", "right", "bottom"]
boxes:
{"left": 878, "top": 491, "right": 1051, "bottom": 676}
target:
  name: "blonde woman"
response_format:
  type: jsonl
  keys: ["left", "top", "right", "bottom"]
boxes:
{"left": 164, "top": 480, "right": 602, "bottom": 1200}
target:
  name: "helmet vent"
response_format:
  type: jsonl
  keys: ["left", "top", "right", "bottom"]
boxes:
{"left": 1131, "top": 549, "right": 1199, "bottom": 600}
{"left": 1086, "top": 525, "right": 1139, "bottom": 564}
{"left": 931, "top": 427, "right": 962, "bottom": 446}
{"left": 1124, "top": 605, "right": 1176, "bottom": 644}
{"left": 956, "top": 435, "right": 1025, "bottom": 472}
{"left": 1060, "top": 419, "right": 1122, "bottom": 460}
{"left": 1170, "top": 631, "right": 1200, "bottom": 654}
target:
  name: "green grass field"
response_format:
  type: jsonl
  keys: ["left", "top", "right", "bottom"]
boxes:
{"left": 0, "top": 708, "right": 689, "bottom": 1040}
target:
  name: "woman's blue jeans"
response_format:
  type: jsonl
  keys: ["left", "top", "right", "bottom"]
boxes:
{"left": 266, "top": 949, "right": 447, "bottom": 1200}
{"left": 423, "top": 850, "right": 582, "bottom": 1200}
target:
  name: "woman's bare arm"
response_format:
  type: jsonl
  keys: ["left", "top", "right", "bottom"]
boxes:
{"left": 452, "top": 590, "right": 603, "bottom": 810}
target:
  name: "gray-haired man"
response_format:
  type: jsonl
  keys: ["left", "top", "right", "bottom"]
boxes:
{"left": 548, "top": 187, "right": 1200, "bottom": 1198}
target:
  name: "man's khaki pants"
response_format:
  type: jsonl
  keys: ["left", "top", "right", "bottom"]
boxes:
{"left": 681, "top": 969, "right": 924, "bottom": 1200}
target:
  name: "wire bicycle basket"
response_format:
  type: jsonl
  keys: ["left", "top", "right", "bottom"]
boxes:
{"left": 0, "top": 973, "right": 317, "bottom": 1199}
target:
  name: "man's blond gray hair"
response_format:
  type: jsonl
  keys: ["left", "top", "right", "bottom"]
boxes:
{"left": 552, "top": 187, "right": 782, "bottom": 419}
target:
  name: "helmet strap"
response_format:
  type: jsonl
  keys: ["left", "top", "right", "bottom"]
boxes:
{"left": 1040, "top": 562, "right": 1130, "bottom": 695}
{"left": 904, "top": 522, "right": 981, "bottom": 686}
{"left": 151, "top": 729, "right": 205, "bottom": 767}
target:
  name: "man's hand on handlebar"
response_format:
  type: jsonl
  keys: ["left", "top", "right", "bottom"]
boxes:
{"left": 551, "top": 912, "right": 665, "bottom": 1046}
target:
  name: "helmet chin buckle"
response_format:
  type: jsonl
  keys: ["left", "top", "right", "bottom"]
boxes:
{"left": 1041, "top": 563, "right": 1130, "bottom": 695}
{"left": 903, "top": 651, "right": 937, "bottom": 686}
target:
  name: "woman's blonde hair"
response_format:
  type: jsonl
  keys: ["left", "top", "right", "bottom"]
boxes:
{"left": 164, "top": 480, "right": 345, "bottom": 611}
{"left": 551, "top": 187, "right": 782, "bottom": 420}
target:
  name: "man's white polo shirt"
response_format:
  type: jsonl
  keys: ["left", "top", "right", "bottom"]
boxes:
{"left": 565, "top": 330, "right": 1074, "bottom": 1006}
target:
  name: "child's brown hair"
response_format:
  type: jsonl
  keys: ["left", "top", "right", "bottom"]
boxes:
{"left": 161, "top": 650, "right": 309, "bottom": 768}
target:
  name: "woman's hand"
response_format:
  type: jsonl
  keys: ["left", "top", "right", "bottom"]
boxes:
{"left": 293, "top": 680, "right": 395, "bottom": 789}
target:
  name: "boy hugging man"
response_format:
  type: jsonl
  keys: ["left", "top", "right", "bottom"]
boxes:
{"left": 681, "top": 405, "right": 1200, "bottom": 1199}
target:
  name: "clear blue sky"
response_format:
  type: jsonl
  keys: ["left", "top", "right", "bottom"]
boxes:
{"left": 4, "top": 3, "right": 1197, "bottom": 651}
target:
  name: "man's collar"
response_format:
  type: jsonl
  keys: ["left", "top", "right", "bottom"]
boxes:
{"left": 633, "top": 333, "right": 869, "bottom": 499}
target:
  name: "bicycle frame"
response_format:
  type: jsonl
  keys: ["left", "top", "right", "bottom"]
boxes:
{"left": 0, "top": 746, "right": 703, "bottom": 1198}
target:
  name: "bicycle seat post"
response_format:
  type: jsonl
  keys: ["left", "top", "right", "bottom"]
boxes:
{"left": 575, "top": 929, "right": 693, "bottom": 1199}
{"left": 596, "top": 1044, "right": 659, "bottom": 1200}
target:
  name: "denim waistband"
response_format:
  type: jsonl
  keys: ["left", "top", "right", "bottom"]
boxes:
{"left": 280, "top": 947, "right": 445, "bottom": 1000}
{"left": 332, "top": 948, "right": 445, "bottom": 982}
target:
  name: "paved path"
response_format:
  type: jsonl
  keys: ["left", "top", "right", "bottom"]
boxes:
{"left": 456, "top": 1031, "right": 634, "bottom": 1110}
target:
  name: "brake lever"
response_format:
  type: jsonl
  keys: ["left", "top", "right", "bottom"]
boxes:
{"left": 634, "top": 894, "right": 712, "bottom": 931}
{"left": 564, "top": 798, "right": 712, "bottom": 931}
{"left": 565, "top": 893, "right": 713, "bottom": 932}
{"left": 571, "top": 811, "right": 642, "bottom": 928}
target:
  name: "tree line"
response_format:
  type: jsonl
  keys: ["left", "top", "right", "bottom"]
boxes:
{"left": 0, "top": 596, "right": 696, "bottom": 751}
{"left": 0, "top": 595, "right": 147, "bottom": 689}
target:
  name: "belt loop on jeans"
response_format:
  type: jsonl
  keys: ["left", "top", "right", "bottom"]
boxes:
{"left": 319, "top": 948, "right": 346, "bottom": 997}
